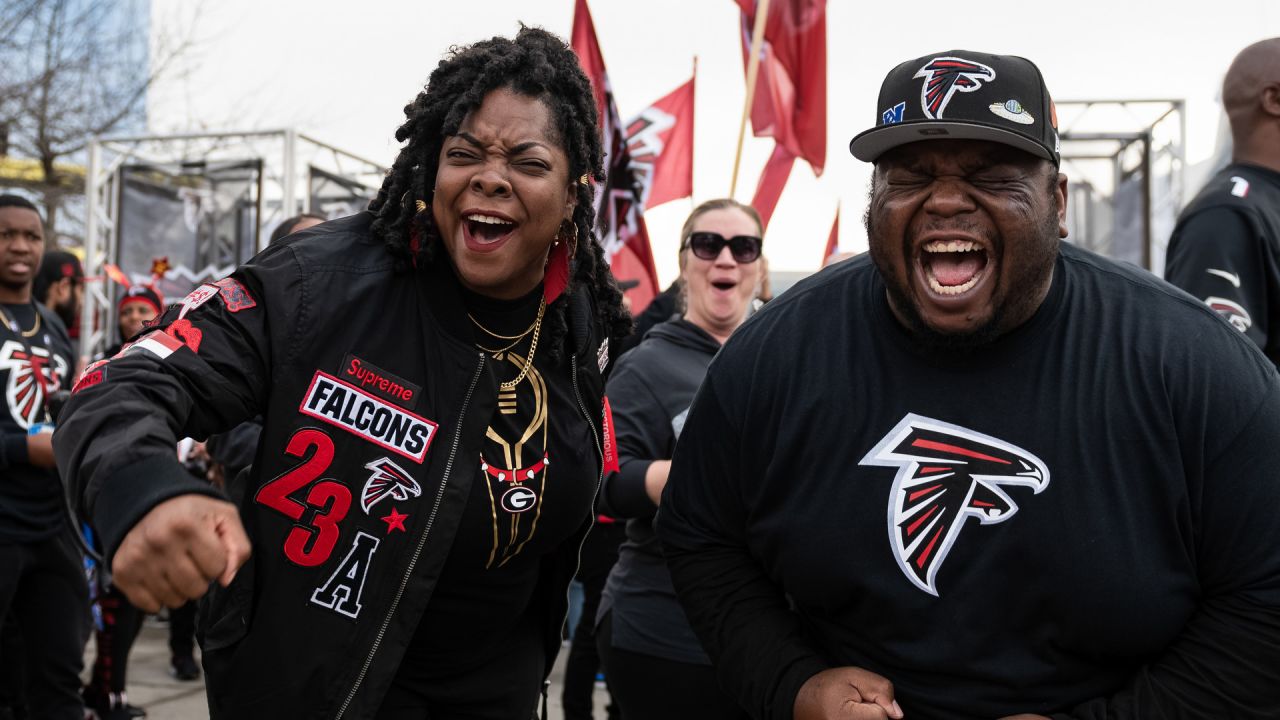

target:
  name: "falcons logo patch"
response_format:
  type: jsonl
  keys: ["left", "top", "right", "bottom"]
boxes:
{"left": 860, "top": 414, "right": 1049, "bottom": 596}
{"left": 360, "top": 457, "right": 421, "bottom": 514}
{"left": 913, "top": 56, "right": 996, "bottom": 119}
{"left": 0, "top": 340, "right": 68, "bottom": 429}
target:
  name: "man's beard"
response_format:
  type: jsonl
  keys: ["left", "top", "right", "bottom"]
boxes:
{"left": 52, "top": 297, "right": 77, "bottom": 329}
{"left": 866, "top": 200, "right": 1061, "bottom": 356}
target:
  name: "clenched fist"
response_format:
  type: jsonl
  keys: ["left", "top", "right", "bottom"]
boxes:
{"left": 795, "top": 666, "right": 905, "bottom": 719}
{"left": 111, "top": 494, "right": 251, "bottom": 612}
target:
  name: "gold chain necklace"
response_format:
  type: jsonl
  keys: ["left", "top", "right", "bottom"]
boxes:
{"left": 469, "top": 311, "right": 537, "bottom": 340}
{"left": 0, "top": 303, "right": 41, "bottom": 338}
{"left": 476, "top": 296, "right": 546, "bottom": 391}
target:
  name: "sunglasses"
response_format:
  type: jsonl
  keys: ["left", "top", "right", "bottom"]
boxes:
{"left": 683, "top": 232, "right": 763, "bottom": 263}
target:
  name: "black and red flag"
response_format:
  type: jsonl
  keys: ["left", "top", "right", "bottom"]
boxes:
{"left": 572, "top": 0, "right": 662, "bottom": 314}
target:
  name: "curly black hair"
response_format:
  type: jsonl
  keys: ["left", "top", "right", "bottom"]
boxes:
{"left": 368, "top": 26, "right": 630, "bottom": 362}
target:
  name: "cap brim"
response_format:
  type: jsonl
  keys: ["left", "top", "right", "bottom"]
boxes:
{"left": 849, "top": 120, "right": 1055, "bottom": 164}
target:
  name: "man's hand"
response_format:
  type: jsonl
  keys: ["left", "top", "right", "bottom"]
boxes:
{"left": 795, "top": 667, "right": 904, "bottom": 719}
{"left": 111, "top": 494, "right": 251, "bottom": 612}
{"left": 26, "top": 432, "right": 55, "bottom": 469}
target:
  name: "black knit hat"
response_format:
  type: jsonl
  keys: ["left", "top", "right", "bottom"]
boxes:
{"left": 849, "top": 50, "right": 1060, "bottom": 165}
{"left": 118, "top": 285, "right": 163, "bottom": 315}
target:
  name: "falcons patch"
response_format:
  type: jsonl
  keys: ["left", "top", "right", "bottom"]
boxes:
{"left": 860, "top": 414, "right": 1049, "bottom": 596}
{"left": 913, "top": 56, "right": 996, "bottom": 119}
{"left": 360, "top": 457, "right": 421, "bottom": 514}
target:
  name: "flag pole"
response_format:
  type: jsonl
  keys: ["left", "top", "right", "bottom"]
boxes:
{"left": 729, "top": 0, "right": 771, "bottom": 197}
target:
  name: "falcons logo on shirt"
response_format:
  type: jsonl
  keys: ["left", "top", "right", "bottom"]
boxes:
{"left": 0, "top": 340, "right": 67, "bottom": 429}
{"left": 913, "top": 56, "right": 996, "bottom": 119}
{"left": 860, "top": 414, "right": 1049, "bottom": 596}
{"left": 360, "top": 457, "right": 421, "bottom": 514}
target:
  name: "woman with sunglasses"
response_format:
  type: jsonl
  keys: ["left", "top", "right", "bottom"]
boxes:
{"left": 596, "top": 198, "right": 763, "bottom": 719}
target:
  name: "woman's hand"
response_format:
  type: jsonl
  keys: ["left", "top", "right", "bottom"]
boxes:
{"left": 795, "top": 667, "right": 904, "bottom": 719}
{"left": 112, "top": 494, "right": 251, "bottom": 612}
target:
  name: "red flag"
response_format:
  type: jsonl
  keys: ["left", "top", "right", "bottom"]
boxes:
{"left": 572, "top": 0, "right": 661, "bottom": 313}
{"left": 626, "top": 73, "right": 695, "bottom": 210}
{"left": 823, "top": 206, "right": 839, "bottom": 265}
{"left": 752, "top": 145, "right": 794, "bottom": 230}
{"left": 737, "top": 0, "right": 827, "bottom": 174}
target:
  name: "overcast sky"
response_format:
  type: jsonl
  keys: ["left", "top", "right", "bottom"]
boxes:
{"left": 148, "top": 0, "right": 1280, "bottom": 283}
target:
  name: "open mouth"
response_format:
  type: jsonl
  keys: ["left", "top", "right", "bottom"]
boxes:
{"left": 464, "top": 213, "right": 517, "bottom": 246}
{"left": 710, "top": 280, "right": 737, "bottom": 292}
{"left": 920, "top": 240, "right": 989, "bottom": 296}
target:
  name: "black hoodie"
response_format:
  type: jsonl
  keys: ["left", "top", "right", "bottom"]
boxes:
{"left": 598, "top": 317, "right": 720, "bottom": 663}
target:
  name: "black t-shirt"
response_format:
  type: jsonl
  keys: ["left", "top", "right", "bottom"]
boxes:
{"left": 659, "top": 243, "right": 1280, "bottom": 719}
{"left": 0, "top": 301, "right": 75, "bottom": 542}
{"left": 399, "top": 285, "right": 598, "bottom": 678}
{"left": 1165, "top": 162, "right": 1280, "bottom": 365}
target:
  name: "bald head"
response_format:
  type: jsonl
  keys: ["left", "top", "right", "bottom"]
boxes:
{"left": 1223, "top": 38, "right": 1280, "bottom": 166}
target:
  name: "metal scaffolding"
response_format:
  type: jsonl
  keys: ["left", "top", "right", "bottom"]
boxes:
{"left": 1058, "top": 99, "right": 1186, "bottom": 274}
{"left": 82, "top": 129, "right": 386, "bottom": 358}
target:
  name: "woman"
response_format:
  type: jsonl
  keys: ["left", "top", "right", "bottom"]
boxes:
{"left": 597, "top": 198, "right": 763, "bottom": 719}
{"left": 57, "top": 28, "right": 628, "bottom": 719}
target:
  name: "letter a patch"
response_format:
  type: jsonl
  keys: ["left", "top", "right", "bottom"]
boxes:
{"left": 310, "top": 531, "right": 380, "bottom": 619}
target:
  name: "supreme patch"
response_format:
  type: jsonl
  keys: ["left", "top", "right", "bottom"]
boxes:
{"left": 342, "top": 354, "right": 421, "bottom": 406}
{"left": 300, "top": 370, "right": 437, "bottom": 464}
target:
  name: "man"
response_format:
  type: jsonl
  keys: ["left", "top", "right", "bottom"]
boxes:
{"left": 657, "top": 51, "right": 1280, "bottom": 720}
{"left": 0, "top": 195, "right": 86, "bottom": 720}
{"left": 32, "top": 249, "right": 84, "bottom": 342}
{"left": 1165, "top": 38, "right": 1280, "bottom": 364}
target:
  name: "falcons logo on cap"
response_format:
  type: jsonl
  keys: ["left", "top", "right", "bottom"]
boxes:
{"left": 913, "top": 56, "right": 996, "bottom": 119}
{"left": 860, "top": 414, "right": 1049, "bottom": 596}
{"left": 360, "top": 457, "right": 421, "bottom": 514}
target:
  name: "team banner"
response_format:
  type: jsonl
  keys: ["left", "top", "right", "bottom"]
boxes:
{"left": 571, "top": 0, "right": 662, "bottom": 313}
{"left": 626, "top": 74, "right": 695, "bottom": 211}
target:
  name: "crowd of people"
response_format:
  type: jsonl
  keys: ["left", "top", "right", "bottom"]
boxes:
{"left": 0, "top": 24, "right": 1277, "bottom": 720}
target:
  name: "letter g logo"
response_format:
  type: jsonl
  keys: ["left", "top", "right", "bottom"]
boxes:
{"left": 500, "top": 486, "right": 537, "bottom": 513}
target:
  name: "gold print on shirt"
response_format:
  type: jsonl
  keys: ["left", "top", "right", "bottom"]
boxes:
{"left": 479, "top": 350, "right": 550, "bottom": 569}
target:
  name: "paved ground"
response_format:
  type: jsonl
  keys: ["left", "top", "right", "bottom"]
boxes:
{"left": 84, "top": 619, "right": 606, "bottom": 719}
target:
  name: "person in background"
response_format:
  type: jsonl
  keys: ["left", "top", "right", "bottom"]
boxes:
{"left": 55, "top": 28, "right": 629, "bottom": 719}
{"left": 0, "top": 194, "right": 86, "bottom": 720}
{"left": 268, "top": 212, "right": 326, "bottom": 246}
{"left": 32, "top": 250, "right": 84, "bottom": 342}
{"left": 596, "top": 198, "right": 762, "bottom": 720}
{"left": 659, "top": 49, "right": 1280, "bottom": 719}
{"left": 1165, "top": 38, "right": 1280, "bottom": 365}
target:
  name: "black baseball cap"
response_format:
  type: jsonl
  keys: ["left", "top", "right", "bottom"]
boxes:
{"left": 849, "top": 50, "right": 1060, "bottom": 165}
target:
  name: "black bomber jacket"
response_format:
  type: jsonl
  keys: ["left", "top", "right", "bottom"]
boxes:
{"left": 54, "top": 212, "right": 613, "bottom": 719}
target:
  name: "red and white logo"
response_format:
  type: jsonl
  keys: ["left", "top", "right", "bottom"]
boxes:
{"left": 1205, "top": 296, "right": 1252, "bottom": 333}
{"left": 0, "top": 340, "right": 67, "bottom": 429}
{"left": 360, "top": 457, "right": 422, "bottom": 514}
{"left": 913, "top": 57, "right": 996, "bottom": 120}
{"left": 860, "top": 414, "right": 1049, "bottom": 596}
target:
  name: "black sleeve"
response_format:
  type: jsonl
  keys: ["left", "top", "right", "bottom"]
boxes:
{"left": 1164, "top": 207, "right": 1268, "bottom": 347}
{"left": 598, "top": 355, "right": 666, "bottom": 519}
{"left": 206, "top": 418, "right": 264, "bottom": 478}
{"left": 657, "top": 371, "right": 827, "bottom": 720}
{"left": 1055, "top": 384, "right": 1280, "bottom": 719}
{"left": 53, "top": 246, "right": 298, "bottom": 562}
{"left": 0, "top": 432, "right": 28, "bottom": 469}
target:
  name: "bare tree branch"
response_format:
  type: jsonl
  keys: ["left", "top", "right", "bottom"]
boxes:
{"left": 0, "top": 0, "right": 203, "bottom": 238}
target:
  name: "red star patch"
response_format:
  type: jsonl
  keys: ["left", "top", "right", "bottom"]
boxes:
{"left": 381, "top": 507, "right": 408, "bottom": 533}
